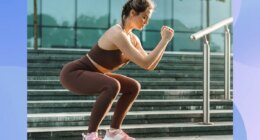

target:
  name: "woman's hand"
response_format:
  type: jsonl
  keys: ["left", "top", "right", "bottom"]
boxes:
{"left": 161, "top": 26, "right": 174, "bottom": 42}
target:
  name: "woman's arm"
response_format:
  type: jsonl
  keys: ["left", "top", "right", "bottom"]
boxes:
{"left": 147, "top": 50, "right": 164, "bottom": 70}
{"left": 109, "top": 26, "right": 174, "bottom": 70}
{"left": 131, "top": 33, "right": 165, "bottom": 71}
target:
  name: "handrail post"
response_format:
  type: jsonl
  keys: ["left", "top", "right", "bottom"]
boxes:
{"left": 201, "top": 36, "right": 213, "bottom": 125}
{"left": 190, "top": 17, "right": 233, "bottom": 125}
{"left": 224, "top": 25, "right": 231, "bottom": 100}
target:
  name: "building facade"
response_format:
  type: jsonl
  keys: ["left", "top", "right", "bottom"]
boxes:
{"left": 27, "top": 0, "right": 232, "bottom": 52}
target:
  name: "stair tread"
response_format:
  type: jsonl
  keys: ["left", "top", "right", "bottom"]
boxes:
{"left": 27, "top": 89, "right": 233, "bottom": 92}
{"left": 28, "top": 99, "right": 233, "bottom": 103}
{"left": 27, "top": 121, "right": 233, "bottom": 133}
{"left": 28, "top": 110, "right": 233, "bottom": 117}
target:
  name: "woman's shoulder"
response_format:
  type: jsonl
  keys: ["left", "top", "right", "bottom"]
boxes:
{"left": 104, "top": 24, "right": 126, "bottom": 40}
{"left": 107, "top": 24, "right": 122, "bottom": 32}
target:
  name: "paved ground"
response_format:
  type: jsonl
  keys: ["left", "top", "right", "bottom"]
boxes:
{"left": 138, "top": 135, "right": 233, "bottom": 140}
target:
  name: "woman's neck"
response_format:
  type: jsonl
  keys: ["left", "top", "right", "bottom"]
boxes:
{"left": 119, "top": 20, "right": 133, "bottom": 35}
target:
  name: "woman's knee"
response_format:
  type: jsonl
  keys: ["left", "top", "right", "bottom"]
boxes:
{"left": 102, "top": 79, "right": 121, "bottom": 98}
{"left": 130, "top": 80, "right": 141, "bottom": 95}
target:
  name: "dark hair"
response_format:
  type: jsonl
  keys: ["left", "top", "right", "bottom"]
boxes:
{"left": 121, "top": 0, "right": 155, "bottom": 28}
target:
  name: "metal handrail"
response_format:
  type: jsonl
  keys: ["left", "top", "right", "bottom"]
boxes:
{"left": 190, "top": 17, "right": 233, "bottom": 41}
{"left": 190, "top": 17, "right": 233, "bottom": 125}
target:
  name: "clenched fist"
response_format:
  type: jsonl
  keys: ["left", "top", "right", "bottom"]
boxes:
{"left": 161, "top": 26, "right": 174, "bottom": 42}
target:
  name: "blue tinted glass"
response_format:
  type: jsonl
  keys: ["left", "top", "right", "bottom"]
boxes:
{"left": 77, "top": 29, "right": 105, "bottom": 49}
{"left": 42, "top": 27, "right": 75, "bottom": 48}
{"left": 146, "top": 0, "right": 172, "bottom": 30}
{"left": 77, "top": 0, "right": 109, "bottom": 28}
{"left": 174, "top": 32, "right": 201, "bottom": 52}
{"left": 27, "top": 27, "right": 34, "bottom": 48}
{"left": 174, "top": 0, "right": 203, "bottom": 32}
{"left": 111, "top": 0, "right": 125, "bottom": 25}
{"left": 210, "top": 0, "right": 231, "bottom": 33}
{"left": 142, "top": 31, "right": 161, "bottom": 50}
{"left": 210, "top": 33, "right": 225, "bottom": 52}
{"left": 133, "top": 30, "right": 142, "bottom": 39}
{"left": 42, "top": 0, "right": 75, "bottom": 26}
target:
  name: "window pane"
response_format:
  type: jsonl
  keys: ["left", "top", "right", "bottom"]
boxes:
{"left": 111, "top": 0, "right": 125, "bottom": 25}
{"left": 42, "top": 27, "right": 75, "bottom": 48}
{"left": 77, "top": 0, "right": 109, "bottom": 28}
{"left": 146, "top": 0, "right": 172, "bottom": 30}
{"left": 210, "top": 0, "right": 231, "bottom": 33}
{"left": 27, "top": 0, "right": 40, "bottom": 25}
{"left": 210, "top": 33, "right": 225, "bottom": 52}
{"left": 42, "top": 0, "right": 75, "bottom": 26}
{"left": 27, "top": 27, "right": 34, "bottom": 48}
{"left": 142, "top": 31, "right": 161, "bottom": 50}
{"left": 133, "top": 30, "right": 142, "bottom": 39}
{"left": 174, "top": 32, "right": 201, "bottom": 52}
{"left": 174, "top": 0, "right": 203, "bottom": 32}
{"left": 77, "top": 29, "right": 105, "bottom": 49}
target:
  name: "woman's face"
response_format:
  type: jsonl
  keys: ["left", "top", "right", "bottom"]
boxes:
{"left": 131, "top": 8, "right": 153, "bottom": 30}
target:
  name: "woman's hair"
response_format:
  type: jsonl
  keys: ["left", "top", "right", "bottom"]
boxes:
{"left": 121, "top": 0, "right": 155, "bottom": 28}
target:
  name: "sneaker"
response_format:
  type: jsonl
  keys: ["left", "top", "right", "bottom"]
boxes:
{"left": 103, "top": 129, "right": 135, "bottom": 140}
{"left": 82, "top": 132, "right": 103, "bottom": 140}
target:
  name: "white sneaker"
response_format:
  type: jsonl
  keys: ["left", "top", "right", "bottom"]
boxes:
{"left": 103, "top": 129, "right": 135, "bottom": 140}
{"left": 82, "top": 132, "right": 103, "bottom": 140}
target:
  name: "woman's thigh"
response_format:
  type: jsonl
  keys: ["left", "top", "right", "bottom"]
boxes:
{"left": 61, "top": 69, "right": 119, "bottom": 95}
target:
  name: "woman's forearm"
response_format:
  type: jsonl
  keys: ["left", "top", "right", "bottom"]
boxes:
{"left": 144, "top": 39, "right": 169, "bottom": 68}
{"left": 147, "top": 49, "right": 164, "bottom": 70}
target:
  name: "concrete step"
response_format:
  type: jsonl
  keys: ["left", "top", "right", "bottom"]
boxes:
{"left": 28, "top": 62, "right": 231, "bottom": 70}
{"left": 28, "top": 57, "right": 230, "bottom": 66}
{"left": 28, "top": 69, "right": 232, "bottom": 78}
{"left": 28, "top": 75, "right": 231, "bottom": 81}
{"left": 28, "top": 80, "right": 231, "bottom": 90}
{"left": 27, "top": 48, "right": 231, "bottom": 58}
{"left": 28, "top": 62, "right": 230, "bottom": 69}
{"left": 27, "top": 50, "right": 232, "bottom": 60}
{"left": 28, "top": 89, "right": 233, "bottom": 100}
{"left": 28, "top": 70, "right": 229, "bottom": 78}
{"left": 28, "top": 68, "right": 233, "bottom": 76}
{"left": 28, "top": 110, "right": 232, "bottom": 127}
{"left": 27, "top": 121, "right": 233, "bottom": 140}
{"left": 28, "top": 99, "right": 233, "bottom": 113}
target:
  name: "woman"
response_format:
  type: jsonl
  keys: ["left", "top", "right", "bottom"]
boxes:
{"left": 60, "top": 0, "right": 174, "bottom": 140}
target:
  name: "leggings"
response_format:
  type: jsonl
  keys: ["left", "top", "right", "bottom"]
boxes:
{"left": 60, "top": 56, "right": 141, "bottom": 133}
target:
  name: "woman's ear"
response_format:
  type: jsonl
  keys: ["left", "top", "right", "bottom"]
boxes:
{"left": 130, "top": 9, "right": 137, "bottom": 17}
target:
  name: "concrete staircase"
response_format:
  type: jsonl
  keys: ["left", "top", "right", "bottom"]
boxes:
{"left": 27, "top": 49, "right": 233, "bottom": 140}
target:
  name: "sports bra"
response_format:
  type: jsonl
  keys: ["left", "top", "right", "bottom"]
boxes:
{"left": 87, "top": 43, "right": 129, "bottom": 70}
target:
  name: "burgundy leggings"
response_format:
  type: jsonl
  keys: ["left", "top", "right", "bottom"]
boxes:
{"left": 60, "top": 56, "right": 141, "bottom": 133}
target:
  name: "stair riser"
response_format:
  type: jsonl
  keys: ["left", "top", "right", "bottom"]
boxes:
{"left": 28, "top": 51, "right": 233, "bottom": 59}
{"left": 28, "top": 103, "right": 233, "bottom": 113}
{"left": 28, "top": 90, "right": 233, "bottom": 100}
{"left": 29, "top": 117, "right": 232, "bottom": 127}
{"left": 28, "top": 63, "right": 231, "bottom": 70}
{"left": 28, "top": 57, "right": 232, "bottom": 64}
{"left": 28, "top": 113, "right": 233, "bottom": 127}
{"left": 28, "top": 85, "right": 231, "bottom": 90}
{"left": 28, "top": 94, "right": 233, "bottom": 100}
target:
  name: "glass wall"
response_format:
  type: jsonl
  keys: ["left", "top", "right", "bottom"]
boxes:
{"left": 27, "top": 0, "right": 232, "bottom": 52}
